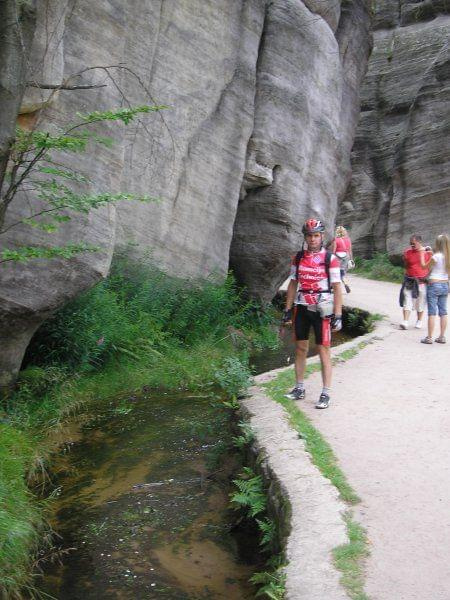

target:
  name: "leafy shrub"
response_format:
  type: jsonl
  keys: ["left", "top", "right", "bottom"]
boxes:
{"left": 353, "top": 253, "right": 403, "bottom": 283}
{"left": 343, "top": 308, "right": 383, "bottom": 336}
{"left": 214, "top": 356, "right": 253, "bottom": 397}
{"left": 24, "top": 257, "right": 264, "bottom": 377}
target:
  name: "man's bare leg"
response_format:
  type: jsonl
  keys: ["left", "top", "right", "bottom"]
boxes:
{"left": 295, "top": 340, "right": 309, "bottom": 382}
{"left": 317, "top": 344, "right": 332, "bottom": 388}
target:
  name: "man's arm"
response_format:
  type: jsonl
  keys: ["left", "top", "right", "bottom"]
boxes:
{"left": 332, "top": 281, "right": 342, "bottom": 316}
{"left": 286, "top": 279, "right": 297, "bottom": 311}
{"left": 331, "top": 281, "right": 343, "bottom": 331}
{"left": 282, "top": 279, "right": 298, "bottom": 325}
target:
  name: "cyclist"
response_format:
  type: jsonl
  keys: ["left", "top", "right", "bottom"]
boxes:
{"left": 282, "top": 219, "right": 342, "bottom": 409}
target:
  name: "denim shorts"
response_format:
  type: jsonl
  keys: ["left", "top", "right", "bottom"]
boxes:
{"left": 427, "top": 282, "right": 449, "bottom": 316}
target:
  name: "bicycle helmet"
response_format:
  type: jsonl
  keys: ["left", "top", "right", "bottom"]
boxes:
{"left": 302, "top": 218, "right": 325, "bottom": 234}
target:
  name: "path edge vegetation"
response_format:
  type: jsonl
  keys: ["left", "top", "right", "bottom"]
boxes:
{"left": 262, "top": 340, "right": 372, "bottom": 600}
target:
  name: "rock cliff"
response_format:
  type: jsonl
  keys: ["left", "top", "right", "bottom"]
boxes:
{"left": 0, "top": 0, "right": 371, "bottom": 387}
{"left": 339, "top": 0, "right": 450, "bottom": 257}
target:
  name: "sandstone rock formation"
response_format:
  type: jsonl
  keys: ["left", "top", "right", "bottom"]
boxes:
{"left": 339, "top": 1, "right": 450, "bottom": 258}
{"left": 0, "top": 0, "right": 371, "bottom": 388}
{"left": 230, "top": 0, "right": 372, "bottom": 300}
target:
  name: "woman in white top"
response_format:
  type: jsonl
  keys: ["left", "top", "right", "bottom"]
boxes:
{"left": 420, "top": 234, "right": 450, "bottom": 344}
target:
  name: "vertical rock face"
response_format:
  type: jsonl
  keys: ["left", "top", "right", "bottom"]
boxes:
{"left": 339, "top": 1, "right": 450, "bottom": 258}
{"left": 230, "top": 0, "right": 371, "bottom": 302}
{"left": 116, "top": 0, "right": 264, "bottom": 278}
{"left": 0, "top": 0, "right": 371, "bottom": 386}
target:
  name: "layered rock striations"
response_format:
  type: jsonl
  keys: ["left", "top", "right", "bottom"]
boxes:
{"left": 230, "top": 0, "right": 371, "bottom": 301}
{"left": 0, "top": 0, "right": 371, "bottom": 387}
{"left": 339, "top": 0, "right": 450, "bottom": 257}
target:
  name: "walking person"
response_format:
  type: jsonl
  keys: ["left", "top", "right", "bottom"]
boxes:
{"left": 399, "top": 234, "right": 431, "bottom": 330}
{"left": 331, "top": 225, "right": 354, "bottom": 294}
{"left": 282, "top": 219, "right": 342, "bottom": 409}
{"left": 420, "top": 234, "right": 450, "bottom": 344}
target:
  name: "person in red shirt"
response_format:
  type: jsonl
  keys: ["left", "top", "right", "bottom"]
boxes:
{"left": 331, "top": 225, "right": 354, "bottom": 294}
{"left": 282, "top": 219, "right": 342, "bottom": 409}
{"left": 400, "top": 234, "right": 432, "bottom": 330}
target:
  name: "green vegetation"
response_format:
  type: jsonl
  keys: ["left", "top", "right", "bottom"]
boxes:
{"left": 230, "top": 466, "right": 286, "bottom": 599}
{"left": 0, "top": 257, "right": 278, "bottom": 597}
{"left": 250, "top": 558, "right": 286, "bottom": 600}
{"left": 343, "top": 307, "right": 384, "bottom": 336}
{"left": 231, "top": 466, "right": 268, "bottom": 520}
{"left": 353, "top": 252, "right": 403, "bottom": 283}
{"left": 333, "top": 513, "right": 370, "bottom": 600}
{"left": 0, "top": 106, "right": 164, "bottom": 264}
{"left": 0, "top": 427, "right": 48, "bottom": 599}
{"left": 232, "top": 421, "right": 255, "bottom": 449}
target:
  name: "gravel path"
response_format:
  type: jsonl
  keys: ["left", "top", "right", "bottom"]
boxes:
{"left": 299, "top": 274, "right": 450, "bottom": 600}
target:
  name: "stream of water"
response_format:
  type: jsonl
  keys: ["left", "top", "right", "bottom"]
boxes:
{"left": 38, "top": 392, "right": 259, "bottom": 599}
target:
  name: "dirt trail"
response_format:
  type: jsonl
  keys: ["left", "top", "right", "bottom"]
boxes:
{"left": 300, "top": 275, "right": 450, "bottom": 600}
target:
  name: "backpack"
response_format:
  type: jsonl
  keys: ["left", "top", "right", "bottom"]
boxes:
{"left": 294, "top": 249, "right": 332, "bottom": 293}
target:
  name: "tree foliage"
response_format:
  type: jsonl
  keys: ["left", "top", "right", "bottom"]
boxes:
{"left": 0, "top": 105, "right": 166, "bottom": 264}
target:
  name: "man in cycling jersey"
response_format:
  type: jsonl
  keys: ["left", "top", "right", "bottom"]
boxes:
{"left": 282, "top": 219, "right": 342, "bottom": 409}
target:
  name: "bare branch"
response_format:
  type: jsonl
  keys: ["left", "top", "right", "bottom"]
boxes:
{"left": 27, "top": 82, "right": 107, "bottom": 90}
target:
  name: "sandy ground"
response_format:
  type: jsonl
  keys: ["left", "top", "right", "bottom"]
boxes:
{"left": 299, "top": 274, "right": 450, "bottom": 600}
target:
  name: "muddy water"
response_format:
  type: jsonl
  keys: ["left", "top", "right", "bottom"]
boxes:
{"left": 250, "top": 328, "right": 354, "bottom": 375}
{"left": 38, "top": 393, "right": 258, "bottom": 599}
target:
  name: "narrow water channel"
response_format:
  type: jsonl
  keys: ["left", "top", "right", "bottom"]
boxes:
{"left": 38, "top": 320, "right": 359, "bottom": 599}
{"left": 38, "top": 392, "right": 259, "bottom": 599}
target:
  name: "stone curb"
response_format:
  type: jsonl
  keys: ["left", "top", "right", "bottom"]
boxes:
{"left": 240, "top": 315, "right": 393, "bottom": 599}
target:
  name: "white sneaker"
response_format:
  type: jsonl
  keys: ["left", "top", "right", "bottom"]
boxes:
{"left": 415, "top": 320, "right": 423, "bottom": 329}
{"left": 400, "top": 321, "right": 408, "bottom": 330}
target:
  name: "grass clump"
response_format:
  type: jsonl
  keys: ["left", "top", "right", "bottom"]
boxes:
{"left": 0, "top": 425, "right": 48, "bottom": 599}
{"left": 353, "top": 253, "right": 403, "bottom": 283}
{"left": 333, "top": 513, "right": 370, "bottom": 600}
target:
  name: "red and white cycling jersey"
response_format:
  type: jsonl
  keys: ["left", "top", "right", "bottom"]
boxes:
{"left": 290, "top": 248, "right": 341, "bottom": 305}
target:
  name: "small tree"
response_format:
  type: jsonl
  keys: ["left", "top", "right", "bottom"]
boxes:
{"left": 0, "top": 105, "right": 166, "bottom": 263}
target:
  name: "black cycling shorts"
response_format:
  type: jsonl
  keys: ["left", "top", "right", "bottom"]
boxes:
{"left": 294, "top": 304, "right": 331, "bottom": 347}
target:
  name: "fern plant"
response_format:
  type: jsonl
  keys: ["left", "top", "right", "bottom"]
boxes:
{"left": 232, "top": 421, "right": 254, "bottom": 449}
{"left": 250, "top": 568, "right": 286, "bottom": 599}
{"left": 230, "top": 466, "right": 266, "bottom": 517}
{"left": 256, "top": 517, "right": 276, "bottom": 550}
